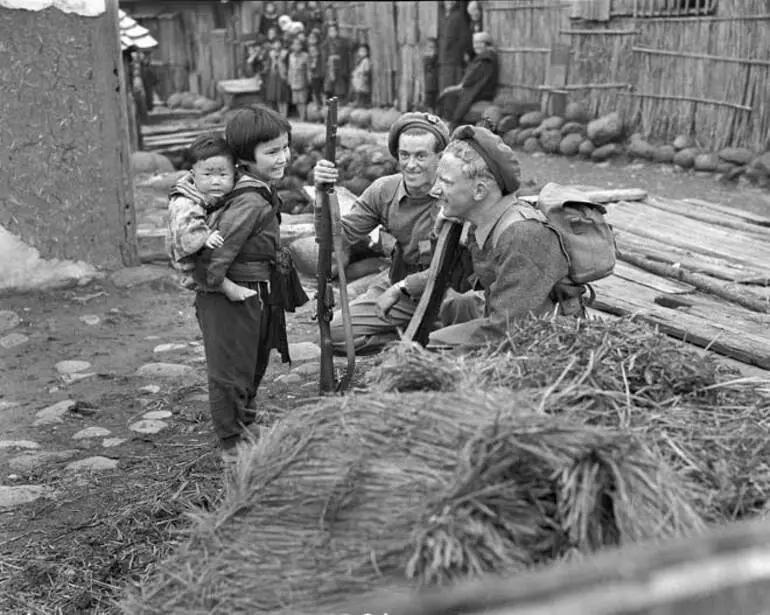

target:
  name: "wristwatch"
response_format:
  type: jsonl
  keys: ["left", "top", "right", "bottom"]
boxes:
{"left": 396, "top": 280, "right": 411, "bottom": 299}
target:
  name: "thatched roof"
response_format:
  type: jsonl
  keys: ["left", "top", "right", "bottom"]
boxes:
{"left": 119, "top": 8, "right": 156, "bottom": 51}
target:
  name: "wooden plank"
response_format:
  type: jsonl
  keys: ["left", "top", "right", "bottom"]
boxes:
{"left": 680, "top": 198, "right": 770, "bottom": 228}
{"left": 633, "top": 46, "right": 770, "bottom": 68}
{"left": 592, "top": 275, "right": 770, "bottom": 369}
{"left": 605, "top": 201, "right": 770, "bottom": 273}
{"left": 629, "top": 91, "right": 752, "bottom": 113}
{"left": 612, "top": 261, "right": 694, "bottom": 295}
{"left": 561, "top": 28, "right": 639, "bottom": 35}
{"left": 617, "top": 233, "right": 769, "bottom": 285}
{"left": 643, "top": 197, "right": 770, "bottom": 238}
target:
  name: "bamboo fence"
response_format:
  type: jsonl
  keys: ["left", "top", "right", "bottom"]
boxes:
{"left": 334, "top": 0, "right": 770, "bottom": 150}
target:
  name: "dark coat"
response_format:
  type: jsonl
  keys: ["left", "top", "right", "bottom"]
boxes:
{"left": 452, "top": 49, "right": 499, "bottom": 123}
{"left": 439, "top": 2, "right": 473, "bottom": 68}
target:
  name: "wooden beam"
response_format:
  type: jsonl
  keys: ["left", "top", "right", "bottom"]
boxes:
{"left": 561, "top": 28, "right": 639, "bottom": 35}
{"left": 486, "top": 2, "right": 572, "bottom": 10}
{"left": 633, "top": 46, "right": 770, "bottom": 68}
{"left": 538, "top": 82, "right": 629, "bottom": 91}
{"left": 629, "top": 91, "right": 752, "bottom": 112}
{"left": 498, "top": 46, "right": 551, "bottom": 54}
{"left": 628, "top": 13, "right": 770, "bottom": 22}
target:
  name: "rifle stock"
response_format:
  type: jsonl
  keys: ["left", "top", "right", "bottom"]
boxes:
{"left": 316, "top": 98, "right": 338, "bottom": 394}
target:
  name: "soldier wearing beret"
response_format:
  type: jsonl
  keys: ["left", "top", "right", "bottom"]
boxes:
{"left": 376, "top": 125, "right": 570, "bottom": 348}
{"left": 313, "top": 112, "right": 475, "bottom": 355}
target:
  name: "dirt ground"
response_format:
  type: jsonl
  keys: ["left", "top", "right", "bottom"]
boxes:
{"left": 0, "top": 153, "right": 768, "bottom": 614}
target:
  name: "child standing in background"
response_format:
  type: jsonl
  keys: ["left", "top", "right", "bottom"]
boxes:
{"left": 423, "top": 37, "right": 439, "bottom": 112}
{"left": 263, "top": 39, "right": 290, "bottom": 117}
{"left": 287, "top": 37, "right": 311, "bottom": 120}
{"left": 308, "top": 43, "right": 324, "bottom": 106}
{"left": 350, "top": 43, "right": 371, "bottom": 107}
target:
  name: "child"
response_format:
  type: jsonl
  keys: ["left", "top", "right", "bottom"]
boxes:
{"left": 350, "top": 43, "right": 371, "bottom": 107}
{"left": 259, "top": 1, "right": 279, "bottom": 38}
{"left": 194, "top": 106, "right": 304, "bottom": 457}
{"left": 287, "top": 36, "right": 310, "bottom": 120}
{"left": 166, "top": 134, "right": 252, "bottom": 302}
{"left": 423, "top": 37, "right": 439, "bottom": 112}
{"left": 308, "top": 43, "right": 324, "bottom": 106}
{"left": 262, "top": 39, "right": 290, "bottom": 117}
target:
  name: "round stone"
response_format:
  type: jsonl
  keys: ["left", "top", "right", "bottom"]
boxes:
{"left": 135, "top": 363, "right": 195, "bottom": 380}
{"left": 55, "top": 360, "right": 93, "bottom": 375}
{"left": 65, "top": 456, "right": 119, "bottom": 472}
{"left": 102, "top": 437, "right": 127, "bottom": 448}
{"left": 0, "top": 485, "right": 51, "bottom": 508}
{"left": 0, "top": 440, "right": 40, "bottom": 450}
{"left": 0, "top": 333, "right": 29, "bottom": 349}
{"left": 72, "top": 426, "right": 112, "bottom": 440}
{"left": 142, "top": 410, "right": 172, "bottom": 420}
{"left": 139, "top": 385, "right": 161, "bottom": 394}
{"left": 0, "top": 310, "right": 21, "bottom": 333}
{"left": 80, "top": 315, "right": 101, "bottom": 326}
{"left": 153, "top": 343, "right": 189, "bottom": 354}
{"left": 129, "top": 419, "right": 168, "bottom": 434}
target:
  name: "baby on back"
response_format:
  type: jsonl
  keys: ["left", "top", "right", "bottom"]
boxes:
{"left": 166, "top": 134, "right": 255, "bottom": 302}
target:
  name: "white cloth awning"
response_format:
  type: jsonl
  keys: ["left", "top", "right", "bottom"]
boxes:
{"left": 119, "top": 9, "right": 157, "bottom": 51}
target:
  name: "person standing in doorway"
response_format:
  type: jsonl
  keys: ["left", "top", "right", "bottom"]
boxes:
{"left": 438, "top": 0, "right": 473, "bottom": 92}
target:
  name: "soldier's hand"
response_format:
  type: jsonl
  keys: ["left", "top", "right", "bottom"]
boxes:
{"left": 313, "top": 159, "right": 338, "bottom": 187}
{"left": 375, "top": 284, "right": 402, "bottom": 322}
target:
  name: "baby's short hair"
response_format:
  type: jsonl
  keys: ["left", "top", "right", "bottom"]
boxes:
{"left": 225, "top": 106, "right": 292, "bottom": 162}
{"left": 185, "top": 134, "right": 233, "bottom": 167}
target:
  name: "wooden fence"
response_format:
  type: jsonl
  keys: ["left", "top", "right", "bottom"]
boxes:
{"left": 340, "top": 0, "right": 770, "bottom": 151}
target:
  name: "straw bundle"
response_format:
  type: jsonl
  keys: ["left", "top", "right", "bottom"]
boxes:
{"left": 123, "top": 389, "right": 701, "bottom": 614}
{"left": 368, "top": 316, "right": 726, "bottom": 404}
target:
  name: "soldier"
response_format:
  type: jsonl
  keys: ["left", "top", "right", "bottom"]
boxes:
{"left": 313, "top": 112, "right": 476, "bottom": 355}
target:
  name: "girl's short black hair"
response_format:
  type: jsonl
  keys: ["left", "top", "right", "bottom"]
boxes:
{"left": 225, "top": 106, "right": 292, "bottom": 162}
{"left": 185, "top": 133, "right": 234, "bottom": 166}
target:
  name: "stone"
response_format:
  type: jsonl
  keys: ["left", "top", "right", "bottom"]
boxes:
{"left": 275, "top": 373, "right": 303, "bottom": 386}
{"left": 578, "top": 140, "right": 595, "bottom": 158}
{"left": 288, "top": 341, "right": 322, "bottom": 362}
{"left": 153, "top": 343, "right": 189, "bottom": 354}
{"left": 652, "top": 145, "right": 676, "bottom": 164}
{"left": 60, "top": 372, "right": 97, "bottom": 385}
{"left": 142, "top": 410, "right": 173, "bottom": 420}
{"left": 65, "top": 456, "right": 119, "bottom": 472}
{"left": 496, "top": 115, "right": 518, "bottom": 135}
{"left": 0, "top": 310, "right": 21, "bottom": 333}
{"left": 72, "top": 426, "right": 111, "bottom": 440}
{"left": 540, "top": 116, "right": 565, "bottom": 131}
{"left": 673, "top": 134, "right": 695, "bottom": 150}
{"left": 55, "top": 360, "right": 92, "bottom": 375}
{"left": 188, "top": 393, "right": 209, "bottom": 403}
{"left": 502, "top": 128, "right": 520, "bottom": 149}
{"left": 0, "top": 333, "right": 29, "bottom": 349}
{"left": 131, "top": 151, "right": 174, "bottom": 174}
{"left": 80, "top": 315, "right": 101, "bottom": 326}
{"left": 673, "top": 148, "right": 698, "bottom": 169}
{"left": 9, "top": 450, "right": 79, "bottom": 471}
{"left": 0, "top": 400, "right": 20, "bottom": 411}
{"left": 292, "top": 362, "right": 320, "bottom": 377}
{"left": 135, "top": 362, "right": 195, "bottom": 380}
{"left": 129, "top": 419, "right": 168, "bottom": 434}
{"left": 539, "top": 129, "right": 562, "bottom": 154}
{"left": 518, "top": 110, "right": 546, "bottom": 129}
{"left": 33, "top": 400, "right": 76, "bottom": 426}
{"left": 564, "top": 101, "right": 592, "bottom": 124}
{"left": 144, "top": 335, "right": 161, "bottom": 341}
{"left": 560, "top": 121, "right": 585, "bottom": 137}
{"left": 0, "top": 440, "right": 40, "bottom": 450}
{"left": 139, "top": 384, "right": 161, "bottom": 394}
{"left": 693, "top": 153, "right": 721, "bottom": 172}
{"left": 586, "top": 112, "right": 623, "bottom": 146}
{"left": 627, "top": 139, "right": 656, "bottom": 160}
{"left": 591, "top": 143, "right": 622, "bottom": 162}
{"left": 102, "top": 437, "right": 127, "bottom": 448}
{"left": 718, "top": 147, "right": 754, "bottom": 166}
{"left": 559, "top": 133, "right": 583, "bottom": 156}
{"left": 522, "top": 137, "right": 542, "bottom": 154}
{"left": 0, "top": 485, "right": 51, "bottom": 508}
{"left": 109, "top": 266, "right": 174, "bottom": 289}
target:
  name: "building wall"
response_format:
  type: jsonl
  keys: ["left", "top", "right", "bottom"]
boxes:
{"left": 0, "top": 1, "right": 137, "bottom": 268}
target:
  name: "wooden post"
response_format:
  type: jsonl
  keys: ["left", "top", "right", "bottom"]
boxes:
{"left": 542, "top": 43, "right": 570, "bottom": 117}
{"left": 104, "top": 0, "right": 140, "bottom": 266}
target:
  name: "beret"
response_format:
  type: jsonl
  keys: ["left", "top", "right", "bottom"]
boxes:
{"left": 451, "top": 124, "right": 520, "bottom": 195}
{"left": 388, "top": 112, "right": 450, "bottom": 158}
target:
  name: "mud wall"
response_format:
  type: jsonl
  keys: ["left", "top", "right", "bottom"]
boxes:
{"left": 0, "top": 0, "right": 138, "bottom": 268}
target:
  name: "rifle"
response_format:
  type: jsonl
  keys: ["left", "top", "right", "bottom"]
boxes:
{"left": 315, "top": 97, "right": 356, "bottom": 393}
{"left": 403, "top": 218, "right": 466, "bottom": 347}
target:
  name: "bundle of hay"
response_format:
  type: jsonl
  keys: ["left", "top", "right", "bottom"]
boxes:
{"left": 123, "top": 390, "right": 702, "bottom": 614}
{"left": 368, "top": 316, "right": 725, "bottom": 405}
{"left": 368, "top": 316, "right": 770, "bottom": 523}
